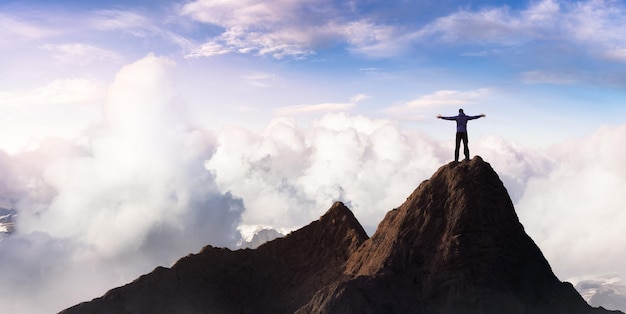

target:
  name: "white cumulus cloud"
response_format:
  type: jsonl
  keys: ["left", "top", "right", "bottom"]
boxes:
{"left": 517, "top": 123, "right": 626, "bottom": 282}
{"left": 0, "top": 54, "right": 244, "bottom": 313}
{"left": 205, "top": 112, "right": 626, "bottom": 306}
{"left": 206, "top": 113, "right": 446, "bottom": 232}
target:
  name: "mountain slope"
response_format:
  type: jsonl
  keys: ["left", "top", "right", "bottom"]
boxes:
{"left": 300, "top": 156, "right": 614, "bottom": 313}
{"left": 62, "top": 156, "right": 621, "bottom": 314}
{"left": 61, "top": 202, "right": 368, "bottom": 314}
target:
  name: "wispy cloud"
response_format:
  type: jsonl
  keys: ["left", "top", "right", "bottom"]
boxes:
{"left": 40, "top": 43, "right": 120, "bottom": 65}
{"left": 417, "top": 0, "right": 560, "bottom": 45}
{"left": 342, "top": 20, "right": 411, "bottom": 58}
{"left": 603, "top": 47, "right": 626, "bottom": 63}
{"left": 521, "top": 70, "right": 577, "bottom": 85}
{"left": 181, "top": 0, "right": 319, "bottom": 58}
{"left": 89, "top": 10, "right": 154, "bottom": 36}
{"left": 0, "top": 78, "right": 105, "bottom": 107}
{"left": 87, "top": 9, "right": 194, "bottom": 51}
{"left": 274, "top": 94, "right": 368, "bottom": 116}
{"left": 0, "top": 13, "right": 58, "bottom": 47}
{"left": 385, "top": 88, "right": 490, "bottom": 117}
{"left": 274, "top": 102, "right": 354, "bottom": 116}
{"left": 243, "top": 72, "right": 278, "bottom": 88}
{"left": 419, "top": 0, "right": 626, "bottom": 64}
{"left": 185, "top": 41, "right": 233, "bottom": 58}
{"left": 180, "top": 0, "right": 407, "bottom": 59}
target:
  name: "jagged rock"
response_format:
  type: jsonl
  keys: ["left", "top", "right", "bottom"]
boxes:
{"left": 62, "top": 157, "right": 622, "bottom": 314}
{"left": 61, "top": 202, "right": 367, "bottom": 314}
{"left": 300, "top": 156, "right": 618, "bottom": 313}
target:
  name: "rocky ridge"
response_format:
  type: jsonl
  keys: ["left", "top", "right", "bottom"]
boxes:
{"left": 62, "top": 157, "right": 622, "bottom": 314}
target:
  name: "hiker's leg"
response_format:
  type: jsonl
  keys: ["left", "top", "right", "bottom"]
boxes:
{"left": 462, "top": 133, "right": 470, "bottom": 160}
{"left": 455, "top": 133, "right": 462, "bottom": 162}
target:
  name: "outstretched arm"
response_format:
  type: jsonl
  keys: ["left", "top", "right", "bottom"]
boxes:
{"left": 437, "top": 114, "right": 456, "bottom": 120}
{"left": 468, "top": 113, "right": 486, "bottom": 120}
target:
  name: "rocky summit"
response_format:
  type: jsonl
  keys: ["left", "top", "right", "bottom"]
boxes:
{"left": 62, "top": 156, "right": 622, "bottom": 314}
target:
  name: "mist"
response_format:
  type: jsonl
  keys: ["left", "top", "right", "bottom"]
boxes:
{"left": 0, "top": 55, "right": 243, "bottom": 313}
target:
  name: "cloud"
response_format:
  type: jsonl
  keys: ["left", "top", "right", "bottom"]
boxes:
{"left": 574, "top": 275, "right": 626, "bottom": 312}
{"left": 205, "top": 111, "right": 626, "bottom": 295}
{"left": 243, "top": 72, "right": 278, "bottom": 88}
{"left": 0, "top": 54, "right": 244, "bottom": 313}
{"left": 180, "top": 0, "right": 321, "bottom": 58}
{"left": 89, "top": 10, "right": 154, "bottom": 36}
{"left": 341, "top": 20, "right": 410, "bottom": 58}
{"left": 40, "top": 43, "right": 120, "bottom": 65}
{"left": 0, "top": 13, "right": 57, "bottom": 47}
{"left": 516, "top": 123, "right": 626, "bottom": 282}
{"left": 602, "top": 47, "right": 626, "bottom": 63}
{"left": 384, "top": 88, "right": 491, "bottom": 118}
{"left": 178, "top": 0, "right": 626, "bottom": 62}
{"left": 275, "top": 102, "right": 354, "bottom": 115}
{"left": 274, "top": 94, "right": 367, "bottom": 116}
{"left": 418, "top": 0, "right": 559, "bottom": 45}
{"left": 181, "top": 0, "right": 408, "bottom": 59}
{"left": 419, "top": 0, "right": 626, "bottom": 65}
{"left": 0, "top": 7, "right": 194, "bottom": 58}
{"left": 474, "top": 135, "right": 554, "bottom": 203}
{"left": 564, "top": 0, "right": 626, "bottom": 46}
{"left": 521, "top": 70, "right": 578, "bottom": 84}
{"left": 350, "top": 93, "right": 369, "bottom": 103}
{"left": 86, "top": 9, "right": 193, "bottom": 50}
{"left": 205, "top": 113, "right": 446, "bottom": 232}
{"left": 0, "top": 78, "right": 105, "bottom": 107}
{"left": 185, "top": 41, "right": 233, "bottom": 57}
{"left": 2, "top": 70, "right": 625, "bottom": 312}
{"left": 178, "top": 0, "right": 626, "bottom": 64}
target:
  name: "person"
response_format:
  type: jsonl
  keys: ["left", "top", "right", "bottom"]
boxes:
{"left": 437, "top": 109, "right": 486, "bottom": 162}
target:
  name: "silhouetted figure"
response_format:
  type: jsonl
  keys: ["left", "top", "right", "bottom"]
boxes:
{"left": 437, "top": 109, "right": 485, "bottom": 162}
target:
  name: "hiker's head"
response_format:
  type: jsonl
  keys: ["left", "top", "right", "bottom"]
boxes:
{"left": 459, "top": 108, "right": 464, "bottom": 114}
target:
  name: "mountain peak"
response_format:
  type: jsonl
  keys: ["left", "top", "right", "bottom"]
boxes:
{"left": 305, "top": 156, "right": 615, "bottom": 313}
{"left": 63, "top": 157, "right": 621, "bottom": 314}
{"left": 345, "top": 156, "right": 518, "bottom": 275}
{"left": 322, "top": 201, "right": 353, "bottom": 219}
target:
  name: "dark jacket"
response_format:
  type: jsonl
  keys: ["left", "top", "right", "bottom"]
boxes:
{"left": 440, "top": 113, "right": 482, "bottom": 132}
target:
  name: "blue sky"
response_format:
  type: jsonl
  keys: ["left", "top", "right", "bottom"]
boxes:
{"left": 1, "top": 1, "right": 626, "bottom": 312}
{"left": 2, "top": 0, "right": 626, "bottom": 151}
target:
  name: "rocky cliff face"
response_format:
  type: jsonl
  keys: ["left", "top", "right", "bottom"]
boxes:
{"left": 62, "top": 201, "right": 368, "bottom": 314}
{"left": 62, "top": 157, "right": 621, "bottom": 314}
{"left": 299, "top": 156, "right": 617, "bottom": 313}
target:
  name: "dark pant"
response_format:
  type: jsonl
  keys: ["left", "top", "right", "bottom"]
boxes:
{"left": 455, "top": 132, "right": 469, "bottom": 162}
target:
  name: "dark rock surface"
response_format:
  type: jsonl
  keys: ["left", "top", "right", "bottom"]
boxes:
{"left": 62, "top": 201, "right": 367, "bottom": 314}
{"left": 62, "top": 157, "right": 622, "bottom": 314}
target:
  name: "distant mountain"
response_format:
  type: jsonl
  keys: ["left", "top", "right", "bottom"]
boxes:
{"left": 0, "top": 206, "right": 15, "bottom": 236}
{"left": 239, "top": 227, "right": 284, "bottom": 249}
{"left": 577, "top": 277, "right": 626, "bottom": 312}
{"left": 62, "top": 157, "right": 622, "bottom": 314}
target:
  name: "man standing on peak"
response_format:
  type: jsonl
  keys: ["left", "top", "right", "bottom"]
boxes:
{"left": 437, "top": 108, "right": 485, "bottom": 162}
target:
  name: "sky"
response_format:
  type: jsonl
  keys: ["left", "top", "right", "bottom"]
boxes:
{"left": 0, "top": 0, "right": 625, "bottom": 312}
